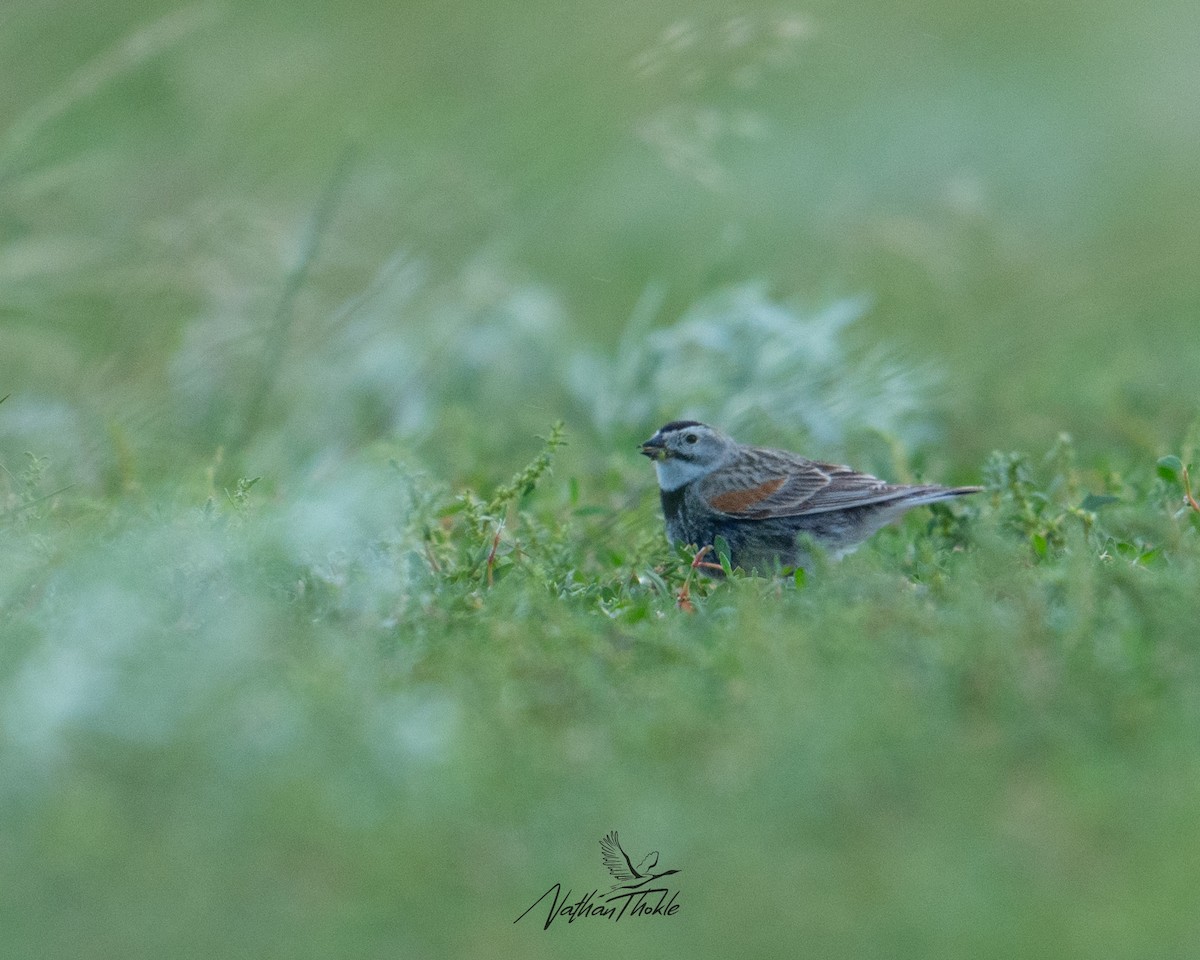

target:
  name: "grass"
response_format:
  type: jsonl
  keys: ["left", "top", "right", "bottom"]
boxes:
{"left": 3, "top": 0, "right": 1200, "bottom": 957}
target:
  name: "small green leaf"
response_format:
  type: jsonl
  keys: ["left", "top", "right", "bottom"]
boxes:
{"left": 1080, "top": 493, "right": 1121, "bottom": 512}
{"left": 1031, "top": 532, "right": 1048, "bottom": 557}
{"left": 1157, "top": 455, "right": 1183, "bottom": 482}
{"left": 1136, "top": 547, "right": 1162, "bottom": 566}
{"left": 571, "top": 506, "right": 609, "bottom": 517}
{"left": 640, "top": 569, "right": 670, "bottom": 596}
{"left": 793, "top": 566, "right": 807, "bottom": 589}
{"left": 713, "top": 536, "right": 733, "bottom": 576}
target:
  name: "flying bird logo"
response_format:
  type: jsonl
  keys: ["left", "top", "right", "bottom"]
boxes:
{"left": 514, "top": 829, "right": 683, "bottom": 927}
{"left": 599, "top": 831, "right": 680, "bottom": 892}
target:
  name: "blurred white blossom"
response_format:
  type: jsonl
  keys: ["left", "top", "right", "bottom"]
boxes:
{"left": 571, "top": 282, "right": 938, "bottom": 448}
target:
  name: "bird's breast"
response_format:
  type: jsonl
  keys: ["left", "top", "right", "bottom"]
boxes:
{"left": 659, "top": 484, "right": 687, "bottom": 527}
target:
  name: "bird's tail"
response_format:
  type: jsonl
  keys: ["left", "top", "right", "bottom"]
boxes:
{"left": 901, "top": 485, "right": 982, "bottom": 507}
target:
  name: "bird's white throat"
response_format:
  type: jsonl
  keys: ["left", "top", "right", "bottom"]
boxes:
{"left": 653, "top": 457, "right": 711, "bottom": 491}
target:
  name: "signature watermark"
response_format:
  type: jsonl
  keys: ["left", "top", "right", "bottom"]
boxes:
{"left": 514, "top": 831, "right": 682, "bottom": 930}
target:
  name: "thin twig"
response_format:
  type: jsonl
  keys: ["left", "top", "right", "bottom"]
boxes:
{"left": 423, "top": 538, "right": 442, "bottom": 575}
{"left": 233, "top": 145, "right": 356, "bottom": 448}
{"left": 1183, "top": 465, "right": 1200, "bottom": 514}
{"left": 1, "top": 483, "right": 77, "bottom": 517}
{"left": 677, "top": 545, "right": 717, "bottom": 612}
{"left": 485, "top": 520, "right": 505, "bottom": 588}
{"left": 0, "top": 5, "right": 219, "bottom": 187}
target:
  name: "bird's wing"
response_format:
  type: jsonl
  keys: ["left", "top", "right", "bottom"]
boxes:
{"left": 699, "top": 448, "right": 924, "bottom": 519}
{"left": 599, "top": 831, "right": 639, "bottom": 881}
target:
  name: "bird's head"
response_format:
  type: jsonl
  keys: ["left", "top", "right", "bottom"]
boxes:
{"left": 639, "top": 421, "right": 736, "bottom": 490}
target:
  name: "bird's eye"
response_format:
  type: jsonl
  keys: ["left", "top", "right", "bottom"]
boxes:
{"left": 685, "top": 433, "right": 698, "bottom": 444}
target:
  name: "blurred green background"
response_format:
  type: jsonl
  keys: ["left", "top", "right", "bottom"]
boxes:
{"left": 2, "top": 0, "right": 1199, "bottom": 957}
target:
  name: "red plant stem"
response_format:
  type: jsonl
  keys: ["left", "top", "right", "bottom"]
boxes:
{"left": 486, "top": 522, "right": 503, "bottom": 587}
{"left": 1183, "top": 465, "right": 1200, "bottom": 514}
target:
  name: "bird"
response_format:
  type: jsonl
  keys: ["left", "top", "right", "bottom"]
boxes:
{"left": 639, "top": 420, "right": 981, "bottom": 573}
{"left": 599, "top": 831, "right": 678, "bottom": 891}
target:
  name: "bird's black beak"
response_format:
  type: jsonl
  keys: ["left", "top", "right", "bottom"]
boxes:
{"left": 639, "top": 435, "right": 668, "bottom": 460}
